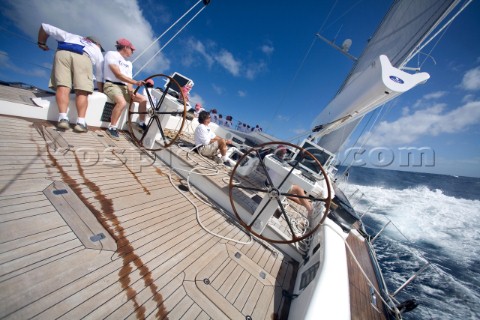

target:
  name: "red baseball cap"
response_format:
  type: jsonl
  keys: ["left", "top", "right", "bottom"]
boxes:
{"left": 116, "top": 38, "right": 135, "bottom": 51}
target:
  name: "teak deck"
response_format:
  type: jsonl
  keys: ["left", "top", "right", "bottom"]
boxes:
{"left": 0, "top": 108, "right": 388, "bottom": 319}
{"left": 0, "top": 116, "right": 296, "bottom": 319}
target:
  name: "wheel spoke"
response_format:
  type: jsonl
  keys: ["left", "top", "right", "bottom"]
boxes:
{"left": 130, "top": 111, "right": 149, "bottom": 115}
{"left": 233, "top": 184, "right": 269, "bottom": 194}
{"left": 127, "top": 74, "right": 187, "bottom": 151}
{"left": 249, "top": 198, "right": 273, "bottom": 228}
{"left": 228, "top": 141, "right": 332, "bottom": 245}
{"left": 154, "top": 115, "right": 168, "bottom": 146}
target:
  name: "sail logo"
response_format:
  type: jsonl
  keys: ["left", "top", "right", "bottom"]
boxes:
{"left": 389, "top": 75, "right": 404, "bottom": 84}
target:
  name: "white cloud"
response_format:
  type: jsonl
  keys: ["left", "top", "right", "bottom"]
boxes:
{"left": 423, "top": 91, "right": 447, "bottom": 100}
{"left": 189, "top": 93, "right": 204, "bottom": 107}
{"left": 276, "top": 114, "right": 290, "bottom": 121}
{"left": 462, "top": 94, "right": 475, "bottom": 103}
{"left": 412, "top": 91, "right": 448, "bottom": 109}
{"left": 362, "top": 100, "right": 480, "bottom": 146}
{"left": 261, "top": 44, "right": 274, "bottom": 55}
{"left": 237, "top": 90, "right": 246, "bottom": 97}
{"left": 214, "top": 50, "right": 241, "bottom": 77}
{"left": 245, "top": 61, "right": 267, "bottom": 80}
{"left": 185, "top": 37, "right": 268, "bottom": 79}
{"left": 3, "top": 0, "right": 170, "bottom": 76}
{"left": 212, "top": 84, "right": 224, "bottom": 95}
{"left": 186, "top": 38, "right": 214, "bottom": 68}
{"left": 459, "top": 66, "right": 480, "bottom": 91}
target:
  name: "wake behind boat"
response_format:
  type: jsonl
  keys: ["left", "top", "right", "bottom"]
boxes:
{"left": 0, "top": 0, "right": 473, "bottom": 319}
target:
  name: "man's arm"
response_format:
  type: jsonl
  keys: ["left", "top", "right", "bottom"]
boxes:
{"left": 37, "top": 25, "right": 49, "bottom": 51}
{"left": 108, "top": 64, "right": 143, "bottom": 92}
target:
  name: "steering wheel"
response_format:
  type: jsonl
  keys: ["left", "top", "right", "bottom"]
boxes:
{"left": 127, "top": 74, "right": 187, "bottom": 151}
{"left": 228, "top": 141, "right": 332, "bottom": 244}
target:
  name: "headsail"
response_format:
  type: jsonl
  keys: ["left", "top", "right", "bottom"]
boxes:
{"left": 311, "top": 0, "right": 467, "bottom": 154}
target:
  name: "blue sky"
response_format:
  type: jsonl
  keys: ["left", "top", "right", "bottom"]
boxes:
{"left": 1, "top": 0, "right": 479, "bottom": 177}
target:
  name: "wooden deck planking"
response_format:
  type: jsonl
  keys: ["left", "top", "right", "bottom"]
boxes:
{"left": 0, "top": 225, "right": 71, "bottom": 253}
{"left": 0, "top": 233, "right": 80, "bottom": 282}
{"left": 347, "top": 232, "right": 387, "bottom": 320}
{"left": 28, "top": 210, "right": 221, "bottom": 319}
{"left": 0, "top": 115, "right": 296, "bottom": 319}
{"left": 0, "top": 228, "right": 74, "bottom": 263}
{"left": 0, "top": 211, "right": 66, "bottom": 243}
{"left": 50, "top": 212, "right": 239, "bottom": 319}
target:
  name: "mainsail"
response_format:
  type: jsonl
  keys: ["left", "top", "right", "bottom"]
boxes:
{"left": 311, "top": 0, "right": 468, "bottom": 154}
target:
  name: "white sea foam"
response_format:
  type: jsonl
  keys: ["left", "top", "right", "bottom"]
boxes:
{"left": 342, "top": 182, "right": 480, "bottom": 264}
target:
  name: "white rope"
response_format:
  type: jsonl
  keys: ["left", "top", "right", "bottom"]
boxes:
{"left": 162, "top": 146, "right": 253, "bottom": 245}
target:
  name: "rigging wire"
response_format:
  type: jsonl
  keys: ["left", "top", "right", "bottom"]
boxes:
{"left": 133, "top": 3, "right": 208, "bottom": 77}
{"left": 0, "top": 26, "right": 35, "bottom": 44}
{"left": 132, "top": 0, "right": 203, "bottom": 64}
{"left": 0, "top": 51, "right": 51, "bottom": 71}
{"left": 0, "top": 26, "right": 53, "bottom": 71}
{"left": 339, "top": 100, "right": 394, "bottom": 173}
{"left": 403, "top": 0, "right": 473, "bottom": 69}
{"left": 263, "top": 0, "right": 340, "bottom": 133}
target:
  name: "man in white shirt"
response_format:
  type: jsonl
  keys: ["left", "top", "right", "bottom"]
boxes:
{"left": 37, "top": 23, "right": 104, "bottom": 133}
{"left": 194, "top": 111, "right": 232, "bottom": 166}
{"left": 103, "top": 38, "right": 146, "bottom": 140}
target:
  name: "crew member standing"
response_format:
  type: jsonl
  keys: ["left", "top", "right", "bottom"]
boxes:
{"left": 37, "top": 23, "right": 104, "bottom": 132}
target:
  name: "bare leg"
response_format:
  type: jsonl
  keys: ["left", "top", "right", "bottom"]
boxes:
{"left": 133, "top": 93, "right": 147, "bottom": 122}
{"left": 288, "top": 185, "right": 313, "bottom": 214}
{"left": 218, "top": 139, "right": 228, "bottom": 156}
{"left": 110, "top": 95, "right": 127, "bottom": 127}
{"left": 56, "top": 86, "right": 71, "bottom": 114}
{"left": 75, "top": 90, "right": 89, "bottom": 118}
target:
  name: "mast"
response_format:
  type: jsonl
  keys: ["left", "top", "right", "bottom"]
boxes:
{"left": 311, "top": 0, "right": 468, "bottom": 154}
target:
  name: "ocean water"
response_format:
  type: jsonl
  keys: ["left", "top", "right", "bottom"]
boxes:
{"left": 336, "top": 166, "right": 480, "bottom": 320}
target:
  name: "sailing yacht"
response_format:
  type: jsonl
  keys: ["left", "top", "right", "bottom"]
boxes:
{"left": 0, "top": 0, "right": 472, "bottom": 319}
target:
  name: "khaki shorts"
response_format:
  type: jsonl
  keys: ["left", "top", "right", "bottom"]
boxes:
{"left": 104, "top": 82, "right": 131, "bottom": 103}
{"left": 49, "top": 50, "right": 93, "bottom": 92}
{"left": 199, "top": 141, "right": 219, "bottom": 157}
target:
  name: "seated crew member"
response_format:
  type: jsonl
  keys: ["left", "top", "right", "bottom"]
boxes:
{"left": 270, "top": 146, "right": 313, "bottom": 219}
{"left": 194, "top": 111, "right": 232, "bottom": 167}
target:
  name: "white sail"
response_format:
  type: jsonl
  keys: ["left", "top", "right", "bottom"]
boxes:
{"left": 312, "top": 0, "right": 464, "bottom": 154}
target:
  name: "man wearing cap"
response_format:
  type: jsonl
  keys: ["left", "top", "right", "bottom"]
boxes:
{"left": 103, "top": 38, "right": 146, "bottom": 140}
{"left": 37, "top": 23, "right": 104, "bottom": 133}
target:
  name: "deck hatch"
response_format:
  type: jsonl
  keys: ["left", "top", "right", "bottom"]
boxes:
{"left": 44, "top": 181, "right": 117, "bottom": 251}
